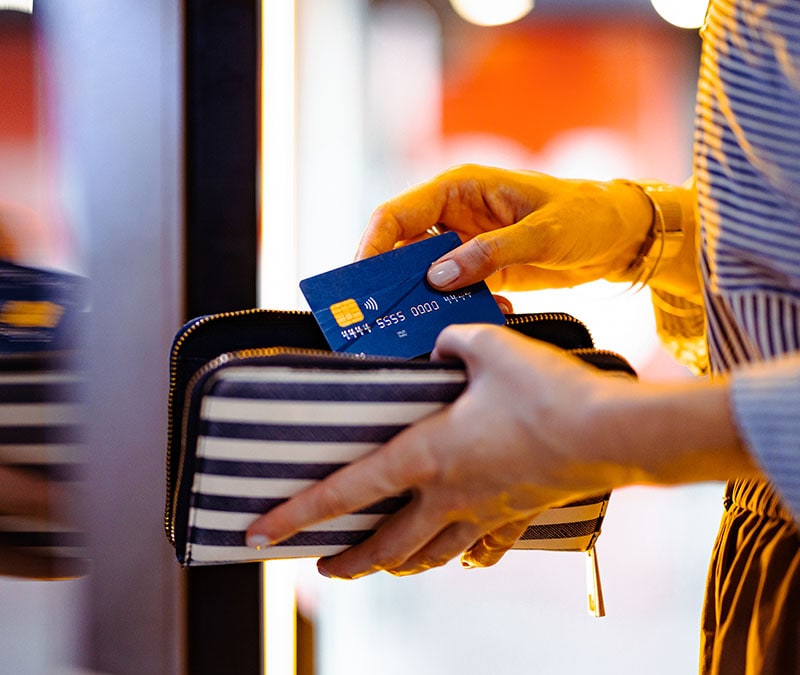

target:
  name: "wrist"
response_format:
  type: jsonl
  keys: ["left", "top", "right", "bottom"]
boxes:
{"left": 592, "top": 377, "right": 759, "bottom": 487}
{"left": 609, "top": 180, "right": 687, "bottom": 287}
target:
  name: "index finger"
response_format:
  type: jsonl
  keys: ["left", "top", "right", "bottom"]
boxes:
{"left": 245, "top": 428, "right": 437, "bottom": 548}
{"left": 355, "top": 184, "right": 448, "bottom": 260}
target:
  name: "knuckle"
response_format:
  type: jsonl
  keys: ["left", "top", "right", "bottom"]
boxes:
{"left": 367, "top": 204, "right": 401, "bottom": 234}
{"left": 388, "top": 552, "right": 452, "bottom": 576}
{"left": 458, "top": 322, "right": 505, "bottom": 355}
{"left": 444, "top": 164, "right": 485, "bottom": 203}
{"left": 314, "top": 482, "right": 350, "bottom": 517}
{"left": 518, "top": 215, "right": 561, "bottom": 261}
{"left": 366, "top": 202, "right": 390, "bottom": 228}
{"left": 483, "top": 533, "right": 513, "bottom": 552}
{"left": 367, "top": 547, "right": 405, "bottom": 572}
{"left": 386, "top": 437, "right": 439, "bottom": 489}
{"left": 424, "top": 553, "right": 452, "bottom": 569}
{"left": 443, "top": 163, "right": 480, "bottom": 181}
{"left": 465, "top": 234, "right": 503, "bottom": 273}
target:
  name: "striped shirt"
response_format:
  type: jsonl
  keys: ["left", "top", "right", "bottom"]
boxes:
{"left": 693, "top": 0, "right": 800, "bottom": 518}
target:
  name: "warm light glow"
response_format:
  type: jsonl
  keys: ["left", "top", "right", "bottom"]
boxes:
{"left": 262, "top": 561, "right": 297, "bottom": 675}
{"left": 650, "top": 0, "right": 709, "bottom": 29}
{"left": 259, "top": 3, "right": 300, "bottom": 673}
{"left": 259, "top": 0, "right": 299, "bottom": 310}
{"left": 0, "top": 0, "right": 32, "bottom": 11}
{"left": 449, "top": 0, "right": 533, "bottom": 27}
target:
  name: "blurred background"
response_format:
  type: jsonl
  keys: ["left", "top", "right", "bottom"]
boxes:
{"left": 270, "top": 3, "right": 721, "bottom": 675}
{"left": 0, "top": 0, "right": 724, "bottom": 673}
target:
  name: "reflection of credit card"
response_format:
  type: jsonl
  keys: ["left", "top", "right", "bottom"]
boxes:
{"left": 299, "top": 231, "right": 505, "bottom": 359}
{"left": 0, "top": 260, "right": 88, "bottom": 353}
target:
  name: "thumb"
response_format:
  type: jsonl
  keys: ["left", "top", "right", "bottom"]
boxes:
{"left": 427, "top": 234, "right": 505, "bottom": 291}
{"left": 427, "top": 221, "right": 547, "bottom": 290}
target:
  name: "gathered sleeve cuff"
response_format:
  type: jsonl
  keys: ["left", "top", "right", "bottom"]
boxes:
{"left": 650, "top": 287, "right": 709, "bottom": 376}
{"left": 730, "top": 354, "right": 800, "bottom": 522}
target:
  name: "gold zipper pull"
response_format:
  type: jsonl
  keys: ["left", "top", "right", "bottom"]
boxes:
{"left": 586, "top": 545, "right": 605, "bottom": 617}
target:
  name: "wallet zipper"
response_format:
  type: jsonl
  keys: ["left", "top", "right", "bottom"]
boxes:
{"left": 166, "top": 310, "right": 622, "bottom": 614}
{"left": 165, "top": 310, "right": 596, "bottom": 544}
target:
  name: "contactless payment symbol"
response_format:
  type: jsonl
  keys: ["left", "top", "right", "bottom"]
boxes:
{"left": 329, "top": 298, "right": 364, "bottom": 327}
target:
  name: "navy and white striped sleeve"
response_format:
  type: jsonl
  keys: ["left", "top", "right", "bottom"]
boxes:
{"left": 695, "top": 1, "right": 800, "bottom": 520}
{"left": 730, "top": 355, "right": 800, "bottom": 520}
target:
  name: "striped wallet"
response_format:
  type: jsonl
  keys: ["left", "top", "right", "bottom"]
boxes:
{"left": 166, "top": 309, "right": 635, "bottom": 614}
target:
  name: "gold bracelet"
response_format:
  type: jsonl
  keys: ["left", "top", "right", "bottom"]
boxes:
{"left": 612, "top": 180, "right": 685, "bottom": 290}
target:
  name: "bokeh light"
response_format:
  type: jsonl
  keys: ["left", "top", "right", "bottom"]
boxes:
{"left": 651, "top": 0, "right": 709, "bottom": 29}
{"left": 449, "top": 0, "right": 534, "bottom": 27}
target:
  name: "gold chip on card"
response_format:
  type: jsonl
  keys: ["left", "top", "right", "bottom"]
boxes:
{"left": 329, "top": 298, "right": 364, "bottom": 327}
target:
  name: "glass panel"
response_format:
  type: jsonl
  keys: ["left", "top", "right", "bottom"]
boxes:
{"left": 0, "top": 7, "right": 85, "bottom": 672}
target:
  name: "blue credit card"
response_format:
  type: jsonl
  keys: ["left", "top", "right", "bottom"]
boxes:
{"left": 299, "top": 231, "right": 505, "bottom": 359}
{"left": 0, "top": 259, "right": 88, "bottom": 353}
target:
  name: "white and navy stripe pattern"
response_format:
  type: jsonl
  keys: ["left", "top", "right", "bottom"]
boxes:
{"left": 0, "top": 355, "right": 85, "bottom": 560}
{"left": 694, "top": 0, "right": 800, "bottom": 517}
{"left": 181, "top": 364, "right": 609, "bottom": 565}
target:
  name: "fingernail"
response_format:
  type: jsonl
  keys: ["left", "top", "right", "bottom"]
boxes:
{"left": 428, "top": 259, "right": 460, "bottom": 288}
{"left": 496, "top": 300, "right": 512, "bottom": 314}
{"left": 246, "top": 534, "right": 271, "bottom": 549}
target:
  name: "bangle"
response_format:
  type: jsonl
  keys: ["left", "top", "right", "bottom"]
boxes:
{"left": 612, "top": 180, "right": 685, "bottom": 290}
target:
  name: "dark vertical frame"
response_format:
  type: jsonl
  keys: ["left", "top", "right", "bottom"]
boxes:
{"left": 183, "top": 1, "right": 262, "bottom": 673}
{"left": 185, "top": 0, "right": 259, "bottom": 315}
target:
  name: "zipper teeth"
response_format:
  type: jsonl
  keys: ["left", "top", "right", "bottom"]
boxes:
{"left": 567, "top": 347, "right": 626, "bottom": 361}
{"left": 504, "top": 311, "right": 594, "bottom": 343}
{"left": 222, "top": 346, "right": 365, "bottom": 362}
{"left": 570, "top": 346, "right": 631, "bottom": 361}
{"left": 504, "top": 312, "right": 582, "bottom": 325}
{"left": 164, "top": 307, "right": 306, "bottom": 542}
